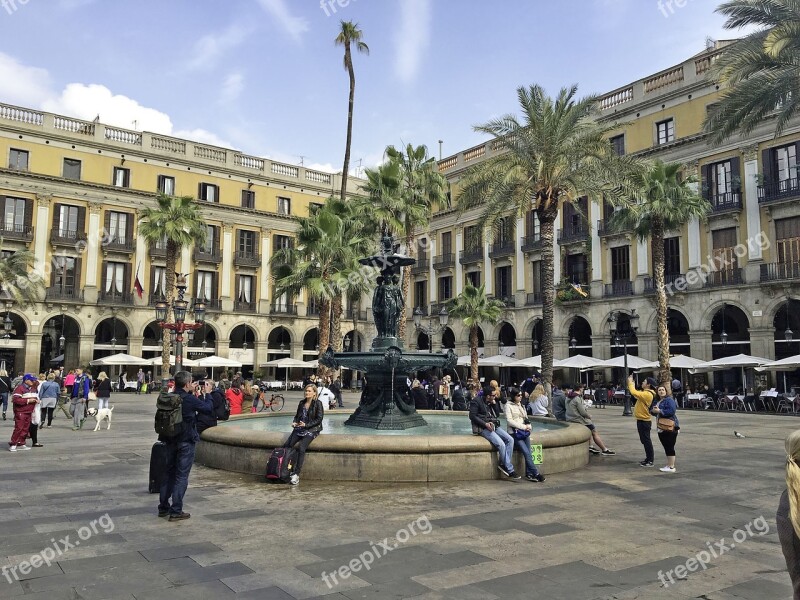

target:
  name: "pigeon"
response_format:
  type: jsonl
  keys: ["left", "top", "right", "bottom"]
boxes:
{"left": 734, "top": 430, "right": 746, "bottom": 438}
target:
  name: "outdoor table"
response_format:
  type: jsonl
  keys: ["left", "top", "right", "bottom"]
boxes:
{"left": 760, "top": 390, "right": 779, "bottom": 412}
{"left": 725, "top": 394, "right": 750, "bottom": 412}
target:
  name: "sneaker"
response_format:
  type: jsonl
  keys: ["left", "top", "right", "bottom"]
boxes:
{"left": 32, "top": 443, "right": 43, "bottom": 448}
{"left": 497, "top": 465, "right": 511, "bottom": 477}
{"left": 525, "top": 474, "right": 539, "bottom": 482}
{"left": 168, "top": 512, "right": 191, "bottom": 521}
{"left": 19, "top": 445, "right": 30, "bottom": 450}
{"left": 507, "top": 471, "right": 522, "bottom": 480}
{"left": 157, "top": 510, "right": 169, "bottom": 518}
{"left": 535, "top": 474, "right": 546, "bottom": 482}
{"left": 588, "top": 447, "right": 601, "bottom": 455}
{"left": 72, "top": 427, "right": 79, "bottom": 431}
{"left": 601, "top": 449, "right": 616, "bottom": 456}
{"left": 639, "top": 460, "right": 654, "bottom": 467}
{"left": 659, "top": 466, "right": 676, "bottom": 473}
{"left": 9, "top": 445, "right": 16, "bottom": 452}
{"left": 290, "top": 474, "right": 300, "bottom": 485}
{"left": 2, "top": 412, "right": 5, "bottom": 420}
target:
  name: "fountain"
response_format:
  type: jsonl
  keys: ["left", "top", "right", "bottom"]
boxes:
{"left": 196, "top": 233, "right": 591, "bottom": 482}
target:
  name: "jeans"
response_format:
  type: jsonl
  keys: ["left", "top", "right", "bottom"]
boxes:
{"left": 284, "top": 430, "right": 316, "bottom": 476}
{"left": 637, "top": 419, "right": 654, "bottom": 462}
{"left": 480, "top": 426, "right": 515, "bottom": 473}
{"left": 159, "top": 440, "right": 196, "bottom": 515}
{"left": 70, "top": 398, "right": 85, "bottom": 428}
{"left": 42, "top": 406, "right": 55, "bottom": 426}
{"left": 0, "top": 392, "right": 7, "bottom": 413}
{"left": 512, "top": 434, "right": 541, "bottom": 478}
{"left": 97, "top": 397, "right": 109, "bottom": 410}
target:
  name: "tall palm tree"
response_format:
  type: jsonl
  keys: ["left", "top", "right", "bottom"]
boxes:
{"left": 384, "top": 144, "right": 448, "bottom": 340}
{"left": 335, "top": 20, "right": 369, "bottom": 201}
{"left": 704, "top": 0, "right": 800, "bottom": 143}
{"left": 608, "top": 160, "right": 709, "bottom": 388}
{"left": 0, "top": 242, "right": 42, "bottom": 305}
{"left": 447, "top": 284, "right": 505, "bottom": 382}
{"left": 457, "top": 84, "right": 638, "bottom": 397}
{"left": 139, "top": 194, "right": 207, "bottom": 381}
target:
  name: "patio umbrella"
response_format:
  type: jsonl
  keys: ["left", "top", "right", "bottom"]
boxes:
{"left": 89, "top": 353, "right": 149, "bottom": 366}
{"left": 261, "top": 357, "right": 317, "bottom": 389}
{"left": 756, "top": 354, "right": 800, "bottom": 394}
{"left": 690, "top": 353, "right": 770, "bottom": 393}
{"left": 599, "top": 355, "right": 659, "bottom": 370}
{"left": 509, "top": 355, "right": 543, "bottom": 369}
{"left": 193, "top": 355, "right": 243, "bottom": 368}
{"left": 148, "top": 356, "right": 198, "bottom": 367}
{"left": 667, "top": 354, "right": 705, "bottom": 369}
{"left": 554, "top": 354, "right": 605, "bottom": 370}
{"left": 480, "top": 354, "right": 520, "bottom": 367}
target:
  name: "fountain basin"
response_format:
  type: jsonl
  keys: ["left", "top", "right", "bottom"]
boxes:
{"left": 196, "top": 411, "right": 592, "bottom": 482}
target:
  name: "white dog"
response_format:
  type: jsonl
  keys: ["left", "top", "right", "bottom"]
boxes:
{"left": 87, "top": 406, "right": 114, "bottom": 431}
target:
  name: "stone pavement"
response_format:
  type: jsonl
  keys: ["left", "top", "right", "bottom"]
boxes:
{"left": 0, "top": 392, "right": 797, "bottom": 599}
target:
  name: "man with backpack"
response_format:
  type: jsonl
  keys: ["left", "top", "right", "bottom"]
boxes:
{"left": 628, "top": 375, "right": 657, "bottom": 467}
{"left": 70, "top": 368, "right": 91, "bottom": 430}
{"left": 156, "top": 371, "right": 213, "bottom": 521}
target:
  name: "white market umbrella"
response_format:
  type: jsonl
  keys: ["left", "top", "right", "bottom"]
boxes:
{"left": 193, "top": 355, "right": 243, "bottom": 368}
{"left": 149, "top": 356, "right": 198, "bottom": 367}
{"left": 481, "top": 354, "right": 520, "bottom": 367}
{"left": 261, "top": 357, "right": 317, "bottom": 389}
{"left": 89, "top": 352, "right": 149, "bottom": 366}
{"left": 305, "top": 359, "right": 319, "bottom": 368}
{"left": 554, "top": 354, "right": 605, "bottom": 370}
{"left": 457, "top": 354, "right": 491, "bottom": 367}
{"left": 599, "top": 355, "right": 659, "bottom": 370}
{"left": 667, "top": 354, "right": 705, "bottom": 369}
{"left": 509, "top": 355, "right": 544, "bottom": 369}
{"left": 756, "top": 354, "right": 800, "bottom": 394}
{"left": 691, "top": 353, "right": 770, "bottom": 393}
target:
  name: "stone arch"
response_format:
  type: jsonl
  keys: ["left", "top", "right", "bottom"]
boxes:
{"left": 559, "top": 311, "right": 592, "bottom": 337}
{"left": 229, "top": 324, "right": 257, "bottom": 348}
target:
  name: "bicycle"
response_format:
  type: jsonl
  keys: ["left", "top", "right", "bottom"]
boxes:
{"left": 256, "top": 390, "right": 285, "bottom": 412}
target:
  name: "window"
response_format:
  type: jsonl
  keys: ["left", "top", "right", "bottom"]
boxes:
{"left": 152, "top": 266, "right": 166, "bottom": 296}
{"left": 775, "top": 143, "right": 798, "bottom": 183}
{"left": 199, "top": 183, "right": 219, "bottom": 203}
{"left": 525, "top": 210, "right": 540, "bottom": 238}
{"left": 441, "top": 231, "right": 452, "bottom": 255}
{"left": 565, "top": 253, "right": 588, "bottom": 284}
{"left": 464, "top": 224, "right": 482, "bottom": 250}
{"left": 712, "top": 227, "right": 738, "bottom": 271}
{"left": 112, "top": 167, "right": 130, "bottom": 188}
{"left": 277, "top": 196, "right": 291, "bottom": 215}
{"left": 466, "top": 271, "right": 481, "bottom": 288}
{"left": 9, "top": 149, "right": 28, "bottom": 171}
{"left": 438, "top": 276, "right": 452, "bottom": 301}
{"left": 59, "top": 205, "right": 79, "bottom": 236}
{"left": 238, "top": 230, "right": 256, "bottom": 255}
{"left": 203, "top": 225, "right": 218, "bottom": 254}
{"left": 273, "top": 234, "right": 293, "bottom": 251}
{"left": 610, "top": 134, "right": 625, "bottom": 156}
{"left": 104, "top": 262, "right": 126, "bottom": 295}
{"left": 414, "top": 280, "right": 427, "bottom": 308}
{"left": 196, "top": 271, "right": 215, "bottom": 301}
{"left": 656, "top": 119, "right": 675, "bottom": 145}
{"left": 241, "top": 189, "right": 255, "bottom": 209}
{"left": 664, "top": 237, "right": 681, "bottom": 275}
{"left": 611, "top": 246, "right": 630, "bottom": 282}
{"left": 63, "top": 158, "right": 82, "bottom": 180}
{"left": 107, "top": 211, "right": 128, "bottom": 244}
{"left": 3, "top": 197, "right": 26, "bottom": 232}
{"left": 157, "top": 175, "right": 175, "bottom": 195}
{"left": 309, "top": 202, "right": 324, "bottom": 213}
{"left": 238, "top": 275, "right": 254, "bottom": 303}
{"left": 776, "top": 217, "right": 800, "bottom": 265}
{"left": 52, "top": 257, "right": 77, "bottom": 290}
{"left": 153, "top": 235, "right": 168, "bottom": 251}
{"left": 495, "top": 265, "right": 512, "bottom": 299}
{"left": 531, "top": 261, "right": 542, "bottom": 296}
{"left": 497, "top": 217, "right": 515, "bottom": 244}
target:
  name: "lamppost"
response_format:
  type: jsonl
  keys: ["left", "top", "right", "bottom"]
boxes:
{"left": 533, "top": 339, "right": 540, "bottom": 356}
{"left": 2, "top": 311, "right": 12, "bottom": 344}
{"left": 413, "top": 306, "right": 449, "bottom": 353}
{"left": 784, "top": 299, "right": 795, "bottom": 394}
{"left": 155, "top": 274, "right": 205, "bottom": 386}
{"left": 607, "top": 309, "right": 640, "bottom": 416}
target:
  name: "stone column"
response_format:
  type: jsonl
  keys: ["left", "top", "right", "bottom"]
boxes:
{"left": 483, "top": 230, "right": 493, "bottom": 295}
{"left": 33, "top": 194, "right": 51, "bottom": 286}
{"left": 749, "top": 326, "right": 775, "bottom": 360}
{"left": 689, "top": 330, "right": 713, "bottom": 362}
{"left": 742, "top": 144, "right": 762, "bottom": 261}
{"left": 260, "top": 228, "right": 271, "bottom": 312}
{"left": 221, "top": 225, "right": 233, "bottom": 311}
{"left": 84, "top": 202, "right": 103, "bottom": 303}
{"left": 78, "top": 334, "right": 95, "bottom": 368}
{"left": 428, "top": 238, "right": 436, "bottom": 306}
{"left": 515, "top": 217, "right": 525, "bottom": 292}
{"left": 254, "top": 341, "right": 269, "bottom": 375}
{"left": 591, "top": 200, "right": 602, "bottom": 282}
{"left": 23, "top": 333, "right": 42, "bottom": 373}
{"left": 455, "top": 227, "right": 464, "bottom": 295}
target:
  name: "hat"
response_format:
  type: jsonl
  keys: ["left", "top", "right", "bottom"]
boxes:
{"left": 23, "top": 374, "right": 37, "bottom": 383}
{"left": 645, "top": 377, "right": 657, "bottom": 389}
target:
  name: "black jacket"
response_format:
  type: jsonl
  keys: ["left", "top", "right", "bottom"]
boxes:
{"left": 158, "top": 388, "right": 213, "bottom": 444}
{"left": 292, "top": 399, "right": 324, "bottom": 433}
{"left": 196, "top": 390, "right": 226, "bottom": 435}
{"left": 469, "top": 394, "right": 499, "bottom": 431}
{"left": 411, "top": 387, "right": 428, "bottom": 409}
{"left": 95, "top": 379, "right": 112, "bottom": 397}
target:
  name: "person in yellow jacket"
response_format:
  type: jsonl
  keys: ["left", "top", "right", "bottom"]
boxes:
{"left": 628, "top": 375, "right": 657, "bottom": 467}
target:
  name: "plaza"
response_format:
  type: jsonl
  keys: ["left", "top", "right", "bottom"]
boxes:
{"left": 0, "top": 391, "right": 796, "bottom": 599}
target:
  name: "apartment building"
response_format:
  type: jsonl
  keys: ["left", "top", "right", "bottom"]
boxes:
{"left": 0, "top": 106, "right": 368, "bottom": 375}
{"left": 417, "top": 42, "right": 800, "bottom": 391}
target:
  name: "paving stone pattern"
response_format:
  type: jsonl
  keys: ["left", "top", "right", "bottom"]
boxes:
{"left": 0, "top": 393, "right": 797, "bottom": 599}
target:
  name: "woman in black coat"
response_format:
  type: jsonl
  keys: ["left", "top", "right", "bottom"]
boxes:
{"left": 284, "top": 384, "right": 324, "bottom": 485}
{"left": 779, "top": 429, "right": 800, "bottom": 597}
{"left": 410, "top": 380, "right": 428, "bottom": 410}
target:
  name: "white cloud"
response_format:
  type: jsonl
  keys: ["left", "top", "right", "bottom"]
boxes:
{"left": 394, "top": 0, "right": 432, "bottom": 84}
{"left": 187, "top": 23, "right": 254, "bottom": 71}
{"left": 173, "top": 128, "right": 234, "bottom": 149}
{"left": 0, "top": 53, "right": 52, "bottom": 108}
{"left": 220, "top": 72, "right": 245, "bottom": 104}
{"left": 257, "top": 0, "right": 309, "bottom": 43}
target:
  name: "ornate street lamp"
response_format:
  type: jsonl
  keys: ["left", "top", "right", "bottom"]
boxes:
{"left": 720, "top": 303, "right": 728, "bottom": 347}
{"left": 533, "top": 339, "right": 540, "bottom": 355}
{"left": 155, "top": 273, "right": 205, "bottom": 387}
{"left": 2, "top": 312, "right": 12, "bottom": 344}
{"left": 608, "top": 309, "right": 639, "bottom": 416}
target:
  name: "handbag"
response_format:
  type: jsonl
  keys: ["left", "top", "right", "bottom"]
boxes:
{"left": 88, "top": 391, "right": 98, "bottom": 401}
{"left": 513, "top": 428, "right": 530, "bottom": 440}
{"left": 656, "top": 417, "right": 675, "bottom": 432}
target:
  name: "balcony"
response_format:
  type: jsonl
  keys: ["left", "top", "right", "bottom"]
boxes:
{"left": 195, "top": 298, "right": 222, "bottom": 311}
{"left": 104, "top": 237, "right": 135, "bottom": 253}
{"left": 758, "top": 178, "right": 800, "bottom": 205}
{"left": 557, "top": 224, "right": 589, "bottom": 244}
{"left": 233, "top": 250, "right": 261, "bottom": 268}
{"left": 194, "top": 246, "right": 222, "bottom": 264}
{"left": 644, "top": 273, "right": 686, "bottom": 294}
{"left": 459, "top": 247, "right": 483, "bottom": 265}
{"left": 50, "top": 229, "right": 86, "bottom": 246}
{"left": 98, "top": 291, "right": 134, "bottom": 306}
{"left": 413, "top": 305, "right": 429, "bottom": 317}
{"left": 597, "top": 219, "right": 631, "bottom": 238}
{"left": 526, "top": 292, "right": 542, "bottom": 306}
{"left": 433, "top": 253, "right": 455, "bottom": 270}
{"left": 761, "top": 262, "right": 800, "bottom": 282}
{"left": 0, "top": 223, "right": 33, "bottom": 242}
{"left": 307, "top": 303, "right": 321, "bottom": 316}
{"left": 345, "top": 308, "right": 368, "bottom": 321}
{"left": 521, "top": 234, "right": 542, "bottom": 252}
{"left": 706, "top": 192, "right": 742, "bottom": 213}
{"left": 490, "top": 295, "right": 515, "bottom": 307}
{"left": 45, "top": 287, "right": 84, "bottom": 302}
{"left": 271, "top": 302, "right": 297, "bottom": 315}
{"left": 488, "top": 241, "right": 515, "bottom": 259}
{"left": 411, "top": 253, "right": 429, "bottom": 274}
{"left": 234, "top": 299, "right": 256, "bottom": 312}
{"left": 604, "top": 280, "right": 634, "bottom": 298}
{"left": 149, "top": 244, "right": 167, "bottom": 258}
{"left": 149, "top": 293, "right": 167, "bottom": 306}
{"left": 704, "top": 268, "right": 743, "bottom": 288}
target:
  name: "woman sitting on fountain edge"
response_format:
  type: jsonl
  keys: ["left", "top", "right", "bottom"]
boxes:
{"left": 284, "top": 384, "right": 324, "bottom": 485}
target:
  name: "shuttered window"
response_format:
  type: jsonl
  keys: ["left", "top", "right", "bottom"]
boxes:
{"left": 776, "top": 217, "right": 800, "bottom": 265}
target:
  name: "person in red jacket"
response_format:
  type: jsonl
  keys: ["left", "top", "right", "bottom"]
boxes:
{"left": 10, "top": 374, "right": 38, "bottom": 452}
{"left": 226, "top": 381, "right": 244, "bottom": 415}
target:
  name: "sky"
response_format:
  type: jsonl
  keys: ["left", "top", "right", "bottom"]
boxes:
{"left": 0, "top": 0, "right": 753, "bottom": 175}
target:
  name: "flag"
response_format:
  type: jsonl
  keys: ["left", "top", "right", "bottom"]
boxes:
{"left": 134, "top": 262, "right": 144, "bottom": 299}
{"left": 570, "top": 282, "right": 588, "bottom": 298}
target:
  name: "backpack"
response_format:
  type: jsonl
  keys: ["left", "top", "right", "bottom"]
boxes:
{"left": 154, "top": 392, "right": 184, "bottom": 438}
{"left": 214, "top": 391, "right": 230, "bottom": 421}
{"left": 647, "top": 389, "right": 659, "bottom": 413}
{"left": 265, "top": 447, "right": 297, "bottom": 483}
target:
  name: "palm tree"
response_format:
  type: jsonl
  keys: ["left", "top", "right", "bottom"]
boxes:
{"left": 0, "top": 242, "right": 42, "bottom": 305}
{"left": 335, "top": 20, "right": 369, "bottom": 201}
{"left": 447, "top": 284, "right": 505, "bottom": 382}
{"left": 457, "top": 84, "right": 638, "bottom": 397}
{"left": 704, "top": 0, "right": 800, "bottom": 143}
{"left": 139, "top": 194, "right": 207, "bottom": 381}
{"left": 384, "top": 144, "right": 448, "bottom": 340}
{"left": 608, "top": 160, "right": 709, "bottom": 388}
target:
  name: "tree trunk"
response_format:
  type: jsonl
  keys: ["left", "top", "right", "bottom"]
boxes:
{"left": 469, "top": 326, "right": 479, "bottom": 383}
{"left": 340, "top": 43, "right": 354, "bottom": 202}
{"left": 161, "top": 241, "right": 177, "bottom": 386}
{"left": 652, "top": 221, "right": 672, "bottom": 393}
{"left": 331, "top": 294, "right": 343, "bottom": 352}
{"left": 317, "top": 297, "right": 331, "bottom": 377}
{"left": 538, "top": 207, "right": 558, "bottom": 401}
{"left": 399, "top": 233, "right": 415, "bottom": 342}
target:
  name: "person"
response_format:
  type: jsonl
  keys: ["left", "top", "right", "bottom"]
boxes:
{"left": 9, "top": 374, "right": 38, "bottom": 451}
{"left": 504, "top": 387, "right": 545, "bottom": 482}
{"left": 241, "top": 380, "right": 255, "bottom": 413}
{"left": 778, "top": 429, "right": 800, "bottom": 597}
{"left": 284, "top": 383, "right": 324, "bottom": 485}
{"left": 628, "top": 375, "right": 657, "bottom": 468}
{"left": 0, "top": 368, "right": 10, "bottom": 421}
{"left": 95, "top": 372, "right": 112, "bottom": 410}
{"left": 136, "top": 368, "right": 144, "bottom": 394}
{"left": 470, "top": 386, "right": 520, "bottom": 479}
{"left": 63, "top": 369, "right": 75, "bottom": 391}
{"left": 196, "top": 379, "right": 226, "bottom": 435}
{"left": 438, "top": 375, "right": 452, "bottom": 410}
{"left": 330, "top": 377, "right": 343, "bottom": 408}
{"left": 158, "top": 371, "right": 213, "bottom": 521}
{"left": 226, "top": 379, "right": 244, "bottom": 415}
{"left": 410, "top": 379, "right": 428, "bottom": 410}
{"left": 552, "top": 383, "right": 568, "bottom": 421}
{"left": 452, "top": 383, "right": 468, "bottom": 411}
{"left": 118, "top": 372, "right": 125, "bottom": 393}
{"left": 528, "top": 384, "right": 549, "bottom": 417}
{"left": 145, "top": 370, "right": 153, "bottom": 394}
{"left": 520, "top": 377, "right": 535, "bottom": 400}
{"left": 651, "top": 384, "right": 679, "bottom": 473}
{"left": 566, "top": 390, "right": 615, "bottom": 456}
{"left": 70, "top": 367, "right": 91, "bottom": 430}
{"left": 317, "top": 379, "right": 336, "bottom": 410}
{"left": 38, "top": 372, "right": 60, "bottom": 428}
{"left": 28, "top": 376, "right": 43, "bottom": 448}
